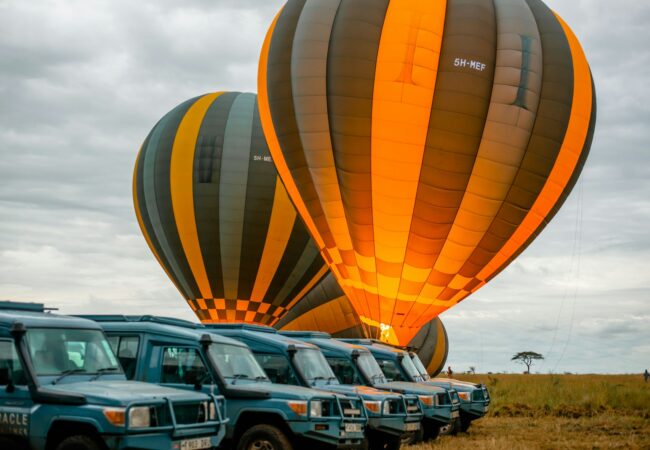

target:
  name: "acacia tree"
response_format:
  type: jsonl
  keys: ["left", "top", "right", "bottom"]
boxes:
{"left": 511, "top": 351, "right": 544, "bottom": 374}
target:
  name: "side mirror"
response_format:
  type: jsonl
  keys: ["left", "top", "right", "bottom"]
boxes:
{"left": 351, "top": 350, "right": 360, "bottom": 361}
{"left": 0, "top": 367, "right": 15, "bottom": 393}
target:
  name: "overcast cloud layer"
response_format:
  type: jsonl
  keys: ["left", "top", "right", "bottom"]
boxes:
{"left": 1, "top": 0, "right": 648, "bottom": 374}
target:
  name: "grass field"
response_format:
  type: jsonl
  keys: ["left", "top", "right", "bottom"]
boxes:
{"left": 406, "top": 374, "right": 650, "bottom": 450}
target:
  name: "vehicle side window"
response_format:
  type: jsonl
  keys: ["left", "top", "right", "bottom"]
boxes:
{"left": 107, "top": 336, "right": 119, "bottom": 354}
{"left": 161, "top": 347, "right": 210, "bottom": 385}
{"left": 0, "top": 340, "right": 27, "bottom": 386}
{"left": 326, "top": 357, "right": 361, "bottom": 384}
{"left": 106, "top": 335, "right": 140, "bottom": 380}
{"left": 117, "top": 337, "right": 139, "bottom": 380}
{"left": 377, "top": 359, "right": 402, "bottom": 381}
{"left": 254, "top": 354, "right": 299, "bottom": 385}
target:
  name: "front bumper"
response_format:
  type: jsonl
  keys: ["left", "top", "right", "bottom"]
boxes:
{"left": 106, "top": 433, "right": 222, "bottom": 450}
{"left": 461, "top": 400, "right": 490, "bottom": 419}
{"left": 287, "top": 396, "right": 366, "bottom": 448}
{"left": 105, "top": 394, "right": 227, "bottom": 450}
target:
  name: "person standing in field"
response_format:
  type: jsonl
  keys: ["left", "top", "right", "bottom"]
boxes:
{"left": 644, "top": 369, "right": 649, "bottom": 383}
{"left": 447, "top": 366, "right": 453, "bottom": 377}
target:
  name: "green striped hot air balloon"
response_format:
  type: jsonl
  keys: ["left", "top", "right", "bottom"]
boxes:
{"left": 133, "top": 92, "right": 328, "bottom": 325}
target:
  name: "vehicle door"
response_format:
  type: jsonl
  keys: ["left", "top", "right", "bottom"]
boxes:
{"left": 0, "top": 339, "right": 33, "bottom": 440}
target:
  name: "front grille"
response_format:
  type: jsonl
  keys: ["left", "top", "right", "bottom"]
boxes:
{"left": 405, "top": 398, "right": 421, "bottom": 414}
{"left": 436, "top": 392, "right": 450, "bottom": 406}
{"left": 339, "top": 398, "right": 363, "bottom": 418}
{"left": 472, "top": 389, "right": 486, "bottom": 402}
{"left": 173, "top": 402, "right": 209, "bottom": 425}
{"left": 386, "top": 399, "right": 400, "bottom": 414}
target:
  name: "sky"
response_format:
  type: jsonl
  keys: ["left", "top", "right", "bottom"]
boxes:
{"left": 1, "top": 0, "right": 648, "bottom": 374}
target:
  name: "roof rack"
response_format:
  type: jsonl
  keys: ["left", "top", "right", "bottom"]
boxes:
{"left": 279, "top": 330, "right": 332, "bottom": 339}
{"left": 205, "top": 323, "right": 277, "bottom": 333}
{"left": 79, "top": 315, "right": 203, "bottom": 329}
{"left": 0, "top": 301, "right": 46, "bottom": 312}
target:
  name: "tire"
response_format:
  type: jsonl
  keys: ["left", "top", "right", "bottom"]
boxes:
{"left": 55, "top": 435, "right": 103, "bottom": 450}
{"left": 401, "top": 426, "right": 423, "bottom": 445}
{"left": 369, "top": 435, "right": 401, "bottom": 450}
{"left": 0, "top": 437, "right": 29, "bottom": 450}
{"left": 459, "top": 418, "right": 472, "bottom": 433}
{"left": 236, "top": 424, "right": 293, "bottom": 450}
{"left": 422, "top": 420, "right": 440, "bottom": 441}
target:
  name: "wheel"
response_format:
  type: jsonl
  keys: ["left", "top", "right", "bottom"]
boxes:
{"left": 0, "top": 437, "right": 29, "bottom": 450}
{"left": 459, "top": 418, "right": 472, "bottom": 433}
{"left": 422, "top": 420, "right": 441, "bottom": 441}
{"left": 369, "top": 435, "right": 401, "bottom": 450}
{"left": 55, "top": 435, "right": 103, "bottom": 450}
{"left": 236, "top": 424, "right": 293, "bottom": 450}
{"left": 401, "top": 425, "right": 423, "bottom": 445}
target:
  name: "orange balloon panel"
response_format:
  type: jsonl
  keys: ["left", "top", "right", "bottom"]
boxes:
{"left": 259, "top": 0, "right": 596, "bottom": 342}
{"left": 275, "top": 273, "right": 449, "bottom": 376}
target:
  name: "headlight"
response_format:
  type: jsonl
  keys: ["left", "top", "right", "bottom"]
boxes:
{"left": 363, "top": 400, "right": 381, "bottom": 414}
{"left": 383, "top": 401, "right": 391, "bottom": 415}
{"left": 128, "top": 406, "right": 151, "bottom": 428}
{"left": 310, "top": 400, "right": 323, "bottom": 418}
{"left": 209, "top": 402, "right": 217, "bottom": 421}
{"left": 418, "top": 395, "right": 434, "bottom": 408}
{"left": 458, "top": 392, "right": 471, "bottom": 402}
{"left": 103, "top": 408, "right": 126, "bottom": 427}
{"left": 288, "top": 401, "right": 308, "bottom": 416}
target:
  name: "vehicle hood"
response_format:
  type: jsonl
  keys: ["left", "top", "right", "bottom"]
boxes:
{"left": 44, "top": 381, "right": 210, "bottom": 407}
{"left": 314, "top": 384, "right": 399, "bottom": 400}
{"left": 375, "top": 381, "right": 445, "bottom": 396}
{"left": 228, "top": 382, "right": 346, "bottom": 401}
{"left": 431, "top": 378, "right": 482, "bottom": 391}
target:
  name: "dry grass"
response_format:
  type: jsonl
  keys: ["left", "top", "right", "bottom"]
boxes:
{"left": 406, "top": 374, "right": 650, "bottom": 450}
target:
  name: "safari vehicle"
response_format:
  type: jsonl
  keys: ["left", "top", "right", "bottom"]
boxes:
{"left": 281, "top": 332, "right": 459, "bottom": 441}
{"left": 207, "top": 324, "right": 422, "bottom": 450}
{"left": 85, "top": 315, "right": 367, "bottom": 450}
{"left": 0, "top": 301, "right": 226, "bottom": 450}
{"left": 343, "top": 340, "right": 489, "bottom": 433}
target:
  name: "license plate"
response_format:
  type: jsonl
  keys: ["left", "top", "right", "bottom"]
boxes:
{"left": 345, "top": 423, "right": 363, "bottom": 433}
{"left": 405, "top": 422, "right": 420, "bottom": 432}
{"left": 179, "top": 437, "right": 212, "bottom": 450}
{"left": 452, "top": 411, "right": 460, "bottom": 419}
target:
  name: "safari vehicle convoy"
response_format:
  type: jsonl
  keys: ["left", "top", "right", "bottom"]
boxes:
{"left": 343, "top": 340, "right": 490, "bottom": 434}
{"left": 280, "top": 332, "right": 460, "bottom": 442}
{"left": 0, "top": 302, "right": 227, "bottom": 450}
{"left": 84, "top": 315, "right": 368, "bottom": 450}
{"left": 206, "top": 323, "right": 423, "bottom": 450}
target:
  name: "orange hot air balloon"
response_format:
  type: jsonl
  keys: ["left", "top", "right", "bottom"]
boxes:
{"left": 275, "top": 273, "right": 449, "bottom": 376}
{"left": 133, "top": 92, "right": 328, "bottom": 325}
{"left": 258, "top": 0, "right": 596, "bottom": 344}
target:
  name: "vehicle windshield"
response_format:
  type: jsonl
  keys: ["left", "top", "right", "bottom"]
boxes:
{"left": 356, "top": 352, "right": 386, "bottom": 384}
{"left": 293, "top": 349, "right": 338, "bottom": 385}
{"left": 208, "top": 343, "right": 269, "bottom": 384}
{"left": 410, "top": 354, "right": 431, "bottom": 380}
{"left": 26, "top": 328, "right": 120, "bottom": 376}
{"left": 400, "top": 352, "right": 423, "bottom": 381}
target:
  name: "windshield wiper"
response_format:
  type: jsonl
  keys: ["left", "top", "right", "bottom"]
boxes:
{"left": 89, "top": 367, "right": 119, "bottom": 381}
{"left": 254, "top": 376, "right": 268, "bottom": 382}
{"left": 51, "top": 368, "right": 86, "bottom": 385}
{"left": 231, "top": 373, "right": 249, "bottom": 385}
{"left": 370, "top": 374, "right": 385, "bottom": 383}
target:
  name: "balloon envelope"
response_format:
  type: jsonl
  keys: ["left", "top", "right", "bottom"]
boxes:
{"left": 134, "top": 92, "right": 328, "bottom": 324}
{"left": 259, "top": 0, "right": 596, "bottom": 343}
{"left": 275, "top": 273, "right": 449, "bottom": 376}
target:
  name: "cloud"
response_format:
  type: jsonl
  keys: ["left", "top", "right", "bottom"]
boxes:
{"left": 1, "top": 0, "right": 648, "bottom": 374}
